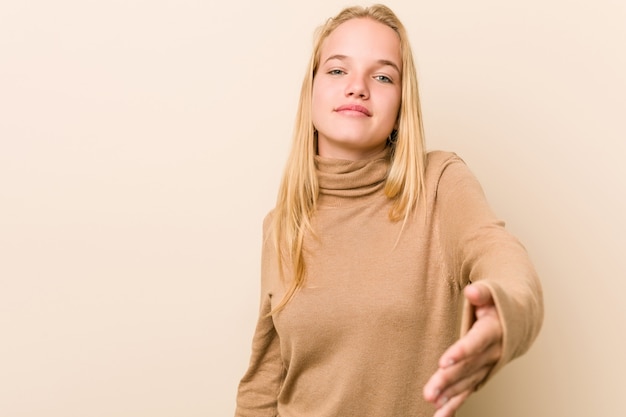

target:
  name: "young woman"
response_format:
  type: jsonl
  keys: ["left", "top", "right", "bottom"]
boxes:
{"left": 235, "top": 4, "right": 543, "bottom": 417}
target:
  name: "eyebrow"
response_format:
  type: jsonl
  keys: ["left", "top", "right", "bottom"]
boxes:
{"left": 324, "top": 54, "right": 402, "bottom": 75}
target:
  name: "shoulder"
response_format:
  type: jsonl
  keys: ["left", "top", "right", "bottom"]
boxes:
{"left": 424, "top": 150, "right": 471, "bottom": 184}
{"left": 423, "top": 150, "right": 485, "bottom": 201}
{"left": 425, "top": 150, "right": 463, "bottom": 171}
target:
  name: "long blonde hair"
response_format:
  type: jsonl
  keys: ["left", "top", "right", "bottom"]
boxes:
{"left": 270, "top": 4, "right": 426, "bottom": 314}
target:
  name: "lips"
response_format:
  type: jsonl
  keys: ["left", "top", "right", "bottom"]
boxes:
{"left": 335, "top": 104, "right": 372, "bottom": 117}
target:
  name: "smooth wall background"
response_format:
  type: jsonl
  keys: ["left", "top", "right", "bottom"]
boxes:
{"left": 1, "top": 1, "right": 624, "bottom": 416}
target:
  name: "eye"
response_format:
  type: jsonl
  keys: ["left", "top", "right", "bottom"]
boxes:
{"left": 374, "top": 75, "right": 393, "bottom": 83}
{"left": 328, "top": 69, "right": 346, "bottom": 75}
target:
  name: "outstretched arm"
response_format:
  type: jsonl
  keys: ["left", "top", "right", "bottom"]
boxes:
{"left": 422, "top": 155, "right": 544, "bottom": 416}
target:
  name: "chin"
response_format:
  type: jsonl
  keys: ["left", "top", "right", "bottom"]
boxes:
{"left": 340, "top": 136, "right": 385, "bottom": 149}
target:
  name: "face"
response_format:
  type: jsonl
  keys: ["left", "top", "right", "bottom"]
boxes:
{"left": 312, "top": 18, "right": 402, "bottom": 160}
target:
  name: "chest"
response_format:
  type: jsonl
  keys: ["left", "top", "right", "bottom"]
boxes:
{"left": 272, "top": 203, "right": 452, "bottom": 344}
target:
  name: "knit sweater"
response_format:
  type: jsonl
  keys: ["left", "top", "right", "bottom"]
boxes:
{"left": 235, "top": 149, "right": 543, "bottom": 417}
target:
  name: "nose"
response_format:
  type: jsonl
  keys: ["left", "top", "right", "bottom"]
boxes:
{"left": 345, "top": 73, "right": 369, "bottom": 99}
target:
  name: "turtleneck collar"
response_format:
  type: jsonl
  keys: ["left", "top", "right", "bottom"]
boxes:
{"left": 314, "top": 146, "right": 391, "bottom": 207}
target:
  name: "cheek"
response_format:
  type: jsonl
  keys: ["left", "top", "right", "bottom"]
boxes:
{"left": 311, "top": 80, "right": 331, "bottom": 123}
{"left": 387, "top": 92, "right": 401, "bottom": 124}
{"left": 312, "top": 79, "right": 331, "bottom": 104}
{"left": 311, "top": 87, "right": 321, "bottom": 124}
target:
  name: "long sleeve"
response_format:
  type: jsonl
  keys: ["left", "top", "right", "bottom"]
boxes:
{"left": 433, "top": 154, "right": 544, "bottom": 377}
{"left": 234, "top": 151, "right": 543, "bottom": 416}
{"left": 235, "top": 215, "right": 284, "bottom": 417}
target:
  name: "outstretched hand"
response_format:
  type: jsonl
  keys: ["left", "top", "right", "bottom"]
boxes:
{"left": 423, "top": 283, "right": 503, "bottom": 417}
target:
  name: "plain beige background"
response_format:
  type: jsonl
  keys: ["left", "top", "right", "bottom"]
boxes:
{"left": 1, "top": 0, "right": 624, "bottom": 416}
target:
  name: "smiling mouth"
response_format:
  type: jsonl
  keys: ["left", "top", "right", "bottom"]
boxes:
{"left": 335, "top": 104, "right": 372, "bottom": 117}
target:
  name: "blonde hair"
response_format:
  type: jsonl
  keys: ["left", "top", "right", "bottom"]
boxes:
{"left": 270, "top": 4, "right": 426, "bottom": 314}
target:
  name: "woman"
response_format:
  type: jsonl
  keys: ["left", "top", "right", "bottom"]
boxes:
{"left": 235, "top": 4, "right": 543, "bottom": 417}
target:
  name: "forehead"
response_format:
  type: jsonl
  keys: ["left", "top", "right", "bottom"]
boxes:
{"left": 319, "top": 18, "right": 401, "bottom": 66}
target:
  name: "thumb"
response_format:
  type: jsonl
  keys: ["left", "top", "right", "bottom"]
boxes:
{"left": 464, "top": 282, "right": 495, "bottom": 308}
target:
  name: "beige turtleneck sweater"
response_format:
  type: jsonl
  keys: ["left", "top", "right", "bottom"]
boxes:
{"left": 235, "top": 150, "right": 543, "bottom": 417}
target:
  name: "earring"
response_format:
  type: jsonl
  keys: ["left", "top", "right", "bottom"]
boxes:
{"left": 387, "top": 129, "right": 398, "bottom": 145}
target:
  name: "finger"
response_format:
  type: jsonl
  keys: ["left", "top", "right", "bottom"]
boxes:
{"left": 424, "top": 316, "right": 502, "bottom": 401}
{"left": 424, "top": 341, "right": 500, "bottom": 404}
{"left": 438, "top": 310, "right": 502, "bottom": 368}
{"left": 433, "top": 389, "right": 472, "bottom": 417}
{"left": 432, "top": 362, "right": 493, "bottom": 408}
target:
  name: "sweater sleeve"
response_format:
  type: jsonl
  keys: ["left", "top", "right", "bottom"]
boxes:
{"left": 433, "top": 154, "right": 544, "bottom": 379}
{"left": 234, "top": 214, "right": 284, "bottom": 417}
